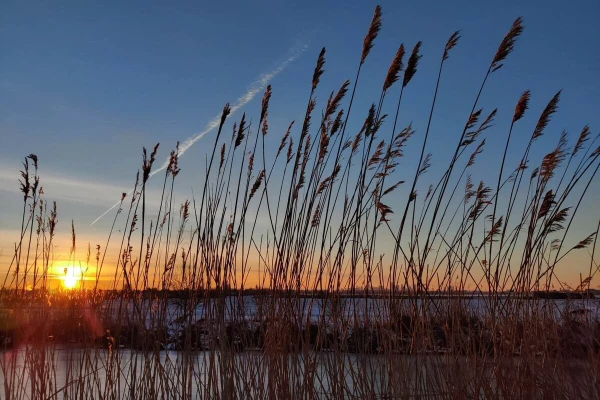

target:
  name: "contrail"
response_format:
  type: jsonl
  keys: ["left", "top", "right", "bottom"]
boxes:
{"left": 90, "top": 42, "right": 309, "bottom": 226}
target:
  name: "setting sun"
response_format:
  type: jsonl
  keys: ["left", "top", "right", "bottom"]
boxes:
{"left": 61, "top": 266, "right": 83, "bottom": 289}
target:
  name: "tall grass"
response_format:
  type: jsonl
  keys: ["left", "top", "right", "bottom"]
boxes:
{"left": 1, "top": 5, "right": 600, "bottom": 399}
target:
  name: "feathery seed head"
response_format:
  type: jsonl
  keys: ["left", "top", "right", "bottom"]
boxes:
{"left": 28, "top": 154, "right": 38, "bottom": 170}
{"left": 326, "top": 80, "right": 350, "bottom": 119}
{"left": 331, "top": 110, "right": 344, "bottom": 136}
{"left": 491, "top": 17, "right": 524, "bottom": 71}
{"left": 261, "top": 85, "right": 272, "bottom": 124}
{"left": 573, "top": 125, "right": 590, "bottom": 156}
{"left": 277, "top": 121, "right": 294, "bottom": 157}
{"left": 220, "top": 143, "right": 226, "bottom": 170}
{"left": 361, "top": 5, "right": 382, "bottom": 64}
{"left": 235, "top": 114, "right": 247, "bottom": 148}
{"left": 403, "top": 41, "right": 422, "bottom": 87}
{"left": 443, "top": 31, "right": 460, "bottom": 61}
{"left": 513, "top": 90, "right": 530, "bottom": 123}
{"left": 383, "top": 44, "right": 405, "bottom": 91}
{"left": 532, "top": 91, "right": 561, "bottom": 141}
{"left": 249, "top": 170, "right": 265, "bottom": 201}
{"left": 221, "top": 103, "right": 231, "bottom": 127}
{"left": 312, "top": 48, "right": 326, "bottom": 90}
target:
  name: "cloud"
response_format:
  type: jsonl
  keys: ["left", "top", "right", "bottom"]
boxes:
{"left": 151, "top": 41, "right": 309, "bottom": 177}
{"left": 0, "top": 166, "right": 130, "bottom": 208}
{"left": 91, "top": 40, "right": 309, "bottom": 226}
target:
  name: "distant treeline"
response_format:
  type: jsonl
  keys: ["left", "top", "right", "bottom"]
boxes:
{"left": 531, "top": 290, "right": 596, "bottom": 300}
{"left": 1, "top": 288, "right": 596, "bottom": 301}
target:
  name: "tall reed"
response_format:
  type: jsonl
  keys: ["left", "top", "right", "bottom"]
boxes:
{"left": 1, "top": 5, "right": 599, "bottom": 399}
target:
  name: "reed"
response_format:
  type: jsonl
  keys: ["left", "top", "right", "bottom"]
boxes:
{"left": 1, "top": 5, "right": 599, "bottom": 399}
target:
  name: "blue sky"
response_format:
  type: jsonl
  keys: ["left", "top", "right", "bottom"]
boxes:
{"left": 1, "top": 0, "right": 599, "bottom": 286}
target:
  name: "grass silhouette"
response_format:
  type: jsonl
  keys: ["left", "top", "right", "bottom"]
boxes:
{"left": 1, "top": 5, "right": 599, "bottom": 399}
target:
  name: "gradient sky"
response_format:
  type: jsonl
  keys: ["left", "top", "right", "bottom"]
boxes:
{"left": 1, "top": 0, "right": 599, "bottom": 289}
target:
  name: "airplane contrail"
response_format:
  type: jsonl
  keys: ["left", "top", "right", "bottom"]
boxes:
{"left": 90, "top": 42, "right": 309, "bottom": 226}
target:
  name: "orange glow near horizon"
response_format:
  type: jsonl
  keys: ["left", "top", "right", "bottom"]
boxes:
{"left": 61, "top": 266, "right": 83, "bottom": 289}
{"left": 52, "top": 262, "right": 91, "bottom": 290}
{"left": 2, "top": 249, "right": 595, "bottom": 292}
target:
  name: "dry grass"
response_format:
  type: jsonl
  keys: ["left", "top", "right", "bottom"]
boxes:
{"left": 2, "top": 5, "right": 600, "bottom": 399}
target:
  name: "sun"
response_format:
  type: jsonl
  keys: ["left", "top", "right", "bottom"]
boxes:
{"left": 63, "top": 274, "right": 78, "bottom": 289}
{"left": 61, "top": 266, "right": 82, "bottom": 289}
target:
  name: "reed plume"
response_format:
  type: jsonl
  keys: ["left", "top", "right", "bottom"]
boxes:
{"left": 361, "top": 5, "right": 382, "bottom": 64}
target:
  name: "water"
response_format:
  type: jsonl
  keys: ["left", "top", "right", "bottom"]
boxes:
{"left": 0, "top": 346, "right": 405, "bottom": 399}
{"left": 1, "top": 344, "right": 594, "bottom": 399}
{"left": 1, "top": 296, "right": 598, "bottom": 399}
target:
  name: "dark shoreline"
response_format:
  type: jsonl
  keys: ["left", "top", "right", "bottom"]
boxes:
{"left": 1, "top": 288, "right": 596, "bottom": 300}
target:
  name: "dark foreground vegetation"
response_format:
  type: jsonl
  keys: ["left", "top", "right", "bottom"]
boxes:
{"left": 1, "top": 292, "right": 599, "bottom": 358}
{"left": 2, "top": 5, "right": 600, "bottom": 399}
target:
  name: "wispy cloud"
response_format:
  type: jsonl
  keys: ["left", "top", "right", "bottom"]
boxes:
{"left": 0, "top": 166, "right": 130, "bottom": 208}
{"left": 90, "top": 41, "right": 309, "bottom": 226}
{"left": 153, "top": 42, "right": 309, "bottom": 177}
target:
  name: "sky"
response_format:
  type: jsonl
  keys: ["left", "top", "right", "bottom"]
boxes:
{"left": 1, "top": 0, "right": 599, "bottom": 290}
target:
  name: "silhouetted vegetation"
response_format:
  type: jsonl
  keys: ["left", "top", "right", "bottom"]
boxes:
{"left": 1, "top": 5, "right": 599, "bottom": 399}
